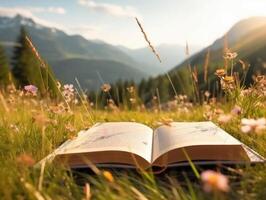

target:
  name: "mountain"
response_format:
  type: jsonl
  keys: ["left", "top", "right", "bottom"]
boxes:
{"left": 136, "top": 17, "right": 266, "bottom": 101}
{"left": 0, "top": 15, "right": 136, "bottom": 64}
{"left": 51, "top": 58, "right": 146, "bottom": 91}
{"left": 169, "top": 17, "right": 266, "bottom": 92}
{"left": 118, "top": 44, "right": 202, "bottom": 74}
{"left": 0, "top": 15, "right": 148, "bottom": 89}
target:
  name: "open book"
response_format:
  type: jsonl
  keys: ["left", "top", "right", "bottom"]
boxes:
{"left": 42, "top": 122, "right": 264, "bottom": 169}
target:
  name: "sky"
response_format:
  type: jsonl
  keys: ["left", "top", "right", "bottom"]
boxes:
{"left": 0, "top": 0, "right": 266, "bottom": 49}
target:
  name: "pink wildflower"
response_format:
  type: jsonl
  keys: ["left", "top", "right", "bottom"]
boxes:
{"left": 218, "top": 114, "right": 232, "bottom": 124}
{"left": 24, "top": 85, "right": 38, "bottom": 95}
{"left": 201, "top": 170, "right": 229, "bottom": 192}
{"left": 241, "top": 118, "right": 266, "bottom": 133}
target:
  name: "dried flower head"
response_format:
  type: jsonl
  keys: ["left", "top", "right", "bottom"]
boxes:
{"left": 127, "top": 86, "right": 135, "bottom": 93}
{"left": 101, "top": 83, "right": 111, "bottom": 93}
{"left": 32, "top": 113, "right": 50, "bottom": 128}
{"left": 223, "top": 49, "right": 238, "bottom": 60}
{"left": 221, "top": 76, "right": 235, "bottom": 90}
{"left": 215, "top": 68, "right": 226, "bottom": 77}
{"left": 16, "top": 153, "right": 36, "bottom": 167}
{"left": 223, "top": 76, "right": 234, "bottom": 84}
{"left": 65, "top": 123, "right": 76, "bottom": 133}
{"left": 157, "top": 117, "right": 174, "bottom": 126}
{"left": 56, "top": 81, "right": 62, "bottom": 89}
{"left": 239, "top": 59, "right": 249, "bottom": 71}
{"left": 129, "top": 98, "right": 136, "bottom": 104}
{"left": 201, "top": 170, "right": 229, "bottom": 192}
{"left": 9, "top": 124, "right": 19, "bottom": 133}
{"left": 107, "top": 99, "right": 119, "bottom": 111}
{"left": 7, "top": 84, "right": 16, "bottom": 94}
{"left": 204, "top": 91, "right": 210, "bottom": 98}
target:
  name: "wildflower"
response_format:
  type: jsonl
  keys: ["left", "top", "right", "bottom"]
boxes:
{"left": 204, "top": 91, "right": 210, "bottom": 98}
{"left": 16, "top": 153, "right": 36, "bottom": 167}
{"left": 175, "top": 95, "right": 188, "bottom": 102}
{"left": 56, "top": 81, "right": 61, "bottom": 89}
{"left": 214, "top": 108, "right": 224, "bottom": 115}
{"left": 255, "top": 75, "right": 265, "bottom": 83}
{"left": 65, "top": 123, "right": 76, "bottom": 133}
{"left": 102, "top": 170, "right": 114, "bottom": 182}
{"left": 129, "top": 98, "right": 136, "bottom": 104}
{"left": 201, "top": 170, "right": 229, "bottom": 192}
{"left": 231, "top": 105, "right": 241, "bottom": 115}
{"left": 127, "top": 86, "right": 135, "bottom": 93}
{"left": 7, "top": 84, "right": 16, "bottom": 94}
{"left": 209, "top": 97, "right": 217, "bottom": 105}
{"left": 32, "top": 113, "right": 50, "bottom": 128}
{"left": 215, "top": 68, "right": 226, "bottom": 77}
{"left": 240, "top": 89, "right": 252, "bottom": 96}
{"left": 241, "top": 118, "right": 266, "bottom": 134}
{"left": 82, "top": 94, "right": 88, "bottom": 100}
{"left": 9, "top": 124, "right": 19, "bottom": 133}
{"left": 157, "top": 117, "right": 173, "bottom": 126}
{"left": 83, "top": 183, "right": 91, "bottom": 200}
{"left": 74, "top": 99, "right": 79, "bottom": 105}
{"left": 62, "top": 84, "right": 75, "bottom": 103}
{"left": 107, "top": 99, "right": 119, "bottom": 111}
{"left": 239, "top": 59, "right": 249, "bottom": 71}
{"left": 218, "top": 114, "right": 232, "bottom": 124}
{"left": 223, "top": 49, "right": 238, "bottom": 60}
{"left": 64, "top": 84, "right": 74, "bottom": 92}
{"left": 101, "top": 83, "right": 111, "bottom": 92}
{"left": 221, "top": 76, "right": 235, "bottom": 90}
{"left": 223, "top": 76, "right": 234, "bottom": 84}
{"left": 24, "top": 85, "right": 38, "bottom": 96}
{"left": 68, "top": 133, "right": 77, "bottom": 140}
{"left": 203, "top": 112, "right": 212, "bottom": 120}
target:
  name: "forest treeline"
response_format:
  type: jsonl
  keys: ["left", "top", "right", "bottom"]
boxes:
{"left": 0, "top": 27, "right": 58, "bottom": 97}
{"left": 1, "top": 27, "right": 264, "bottom": 108}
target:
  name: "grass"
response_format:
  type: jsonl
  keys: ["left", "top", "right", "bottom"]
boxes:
{"left": 0, "top": 86, "right": 265, "bottom": 200}
{"left": 1, "top": 32, "right": 266, "bottom": 199}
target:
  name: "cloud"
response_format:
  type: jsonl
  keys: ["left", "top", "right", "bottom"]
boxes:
{"left": 0, "top": 7, "right": 66, "bottom": 29}
{"left": 28, "top": 7, "right": 66, "bottom": 15}
{"left": 69, "top": 24, "right": 103, "bottom": 40}
{"left": 71, "top": 24, "right": 100, "bottom": 32}
{"left": 78, "top": 0, "right": 140, "bottom": 18}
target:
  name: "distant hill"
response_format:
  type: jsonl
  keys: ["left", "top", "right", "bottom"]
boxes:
{"left": 118, "top": 44, "right": 202, "bottom": 74}
{"left": 51, "top": 58, "right": 146, "bottom": 91}
{"left": 0, "top": 15, "right": 148, "bottom": 89}
{"left": 0, "top": 15, "right": 136, "bottom": 64}
{"left": 170, "top": 16, "right": 266, "bottom": 90}
{"left": 0, "top": 14, "right": 203, "bottom": 89}
{"left": 137, "top": 17, "right": 266, "bottom": 100}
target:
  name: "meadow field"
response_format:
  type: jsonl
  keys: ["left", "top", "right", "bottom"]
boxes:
{"left": 0, "top": 6, "right": 266, "bottom": 200}
{"left": 0, "top": 71, "right": 265, "bottom": 200}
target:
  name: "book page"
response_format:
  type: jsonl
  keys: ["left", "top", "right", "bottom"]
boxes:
{"left": 152, "top": 121, "right": 244, "bottom": 162}
{"left": 56, "top": 122, "right": 153, "bottom": 164}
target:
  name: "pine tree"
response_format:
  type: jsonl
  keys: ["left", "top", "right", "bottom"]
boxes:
{"left": 12, "top": 27, "right": 59, "bottom": 97}
{"left": 0, "top": 43, "right": 11, "bottom": 88}
{"left": 12, "top": 27, "right": 30, "bottom": 87}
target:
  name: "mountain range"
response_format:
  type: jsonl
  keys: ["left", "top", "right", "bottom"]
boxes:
{"left": 0, "top": 15, "right": 200, "bottom": 90}
{"left": 167, "top": 16, "right": 266, "bottom": 95}
{"left": 1, "top": 14, "right": 265, "bottom": 93}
